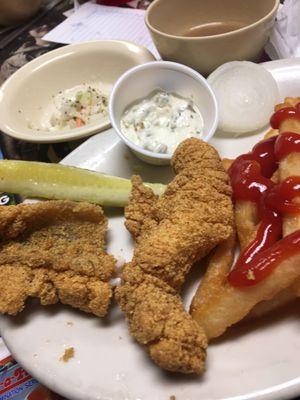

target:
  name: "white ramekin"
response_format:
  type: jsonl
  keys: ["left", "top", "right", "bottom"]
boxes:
{"left": 109, "top": 60, "right": 218, "bottom": 165}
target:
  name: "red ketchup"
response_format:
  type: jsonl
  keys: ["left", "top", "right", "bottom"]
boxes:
{"left": 265, "top": 177, "right": 300, "bottom": 215}
{"left": 275, "top": 132, "right": 300, "bottom": 160}
{"left": 270, "top": 107, "right": 300, "bottom": 129}
{"left": 228, "top": 103, "right": 300, "bottom": 287}
{"left": 229, "top": 230, "right": 300, "bottom": 287}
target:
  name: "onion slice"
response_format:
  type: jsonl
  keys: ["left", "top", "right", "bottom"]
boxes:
{"left": 208, "top": 61, "right": 279, "bottom": 135}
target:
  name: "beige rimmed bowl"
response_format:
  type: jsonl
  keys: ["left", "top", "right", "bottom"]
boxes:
{"left": 146, "top": 0, "right": 279, "bottom": 76}
{"left": 0, "top": 41, "right": 155, "bottom": 143}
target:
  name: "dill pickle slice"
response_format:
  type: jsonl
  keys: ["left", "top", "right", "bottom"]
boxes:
{"left": 0, "top": 160, "right": 166, "bottom": 207}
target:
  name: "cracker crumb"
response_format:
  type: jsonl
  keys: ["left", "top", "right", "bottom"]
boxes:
{"left": 247, "top": 269, "right": 255, "bottom": 280}
{"left": 170, "top": 396, "right": 176, "bottom": 400}
{"left": 67, "top": 321, "right": 74, "bottom": 326}
{"left": 60, "top": 347, "right": 74, "bottom": 362}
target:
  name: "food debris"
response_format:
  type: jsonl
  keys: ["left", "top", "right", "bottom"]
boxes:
{"left": 67, "top": 321, "right": 74, "bottom": 327}
{"left": 247, "top": 269, "right": 255, "bottom": 280}
{"left": 60, "top": 347, "right": 75, "bottom": 362}
{"left": 170, "top": 396, "right": 176, "bottom": 400}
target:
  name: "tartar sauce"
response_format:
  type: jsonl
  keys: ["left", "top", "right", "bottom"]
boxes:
{"left": 120, "top": 90, "right": 204, "bottom": 154}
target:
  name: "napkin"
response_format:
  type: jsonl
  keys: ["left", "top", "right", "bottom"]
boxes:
{"left": 265, "top": 0, "right": 300, "bottom": 59}
{"left": 43, "top": 2, "right": 159, "bottom": 57}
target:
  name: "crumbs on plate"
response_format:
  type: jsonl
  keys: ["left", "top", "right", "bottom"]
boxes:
{"left": 60, "top": 347, "right": 75, "bottom": 362}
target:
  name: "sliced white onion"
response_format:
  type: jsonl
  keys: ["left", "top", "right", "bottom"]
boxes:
{"left": 208, "top": 61, "right": 279, "bottom": 135}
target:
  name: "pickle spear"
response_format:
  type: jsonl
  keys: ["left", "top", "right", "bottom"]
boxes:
{"left": 0, "top": 160, "right": 166, "bottom": 207}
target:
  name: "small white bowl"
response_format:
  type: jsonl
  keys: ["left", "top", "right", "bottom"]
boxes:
{"left": 0, "top": 41, "right": 155, "bottom": 143}
{"left": 109, "top": 61, "right": 218, "bottom": 165}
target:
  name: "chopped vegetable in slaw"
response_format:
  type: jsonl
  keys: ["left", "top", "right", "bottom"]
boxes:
{"left": 44, "top": 84, "right": 108, "bottom": 131}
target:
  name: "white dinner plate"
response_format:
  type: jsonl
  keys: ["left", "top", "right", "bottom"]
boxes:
{"left": 0, "top": 58, "right": 300, "bottom": 400}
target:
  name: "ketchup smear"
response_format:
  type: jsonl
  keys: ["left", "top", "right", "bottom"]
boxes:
{"left": 270, "top": 103, "right": 300, "bottom": 129}
{"left": 228, "top": 102, "right": 300, "bottom": 287}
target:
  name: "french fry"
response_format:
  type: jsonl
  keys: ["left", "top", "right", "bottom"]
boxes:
{"left": 191, "top": 97, "right": 300, "bottom": 337}
{"left": 190, "top": 233, "right": 236, "bottom": 331}
{"left": 191, "top": 250, "right": 300, "bottom": 339}
{"left": 278, "top": 100, "right": 300, "bottom": 293}
{"left": 222, "top": 159, "right": 259, "bottom": 250}
{"left": 251, "top": 103, "right": 300, "bottom": 317}
{"left": 235, "top": 201, "right": 259, "bottom": 250}
{"left": 264, "top": 128, "right": 278, "bottom": 139}
{"left": 278, "top": 155, "right": 300, "bottom": 235}
{"left": 275, "top": 97, "right": 300, "bottom": 110}
{"left": 248, "top": 284, "right": 299, "bottom": 319}
{"left": 249, "top": 100, "right": 300, "bottom": 318}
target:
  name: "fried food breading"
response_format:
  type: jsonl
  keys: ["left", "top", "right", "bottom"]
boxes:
{"left": 0, "top": 200, "right": 115, "bottom": 317}
{"left": 116, "top": 138, "right": 234, "bottom": 374}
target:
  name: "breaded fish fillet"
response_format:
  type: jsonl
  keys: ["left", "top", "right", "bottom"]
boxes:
{"left": 116, "top": 138, "right": 234, "bottom": 374}
{"left": 0, "top": 200, "right": 115, "bottom": 317}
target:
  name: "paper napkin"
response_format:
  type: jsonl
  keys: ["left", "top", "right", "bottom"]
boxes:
{"left": 265, "top": 0, "right": 300, "bottom": 59}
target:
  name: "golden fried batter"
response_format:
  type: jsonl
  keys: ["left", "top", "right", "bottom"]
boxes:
{"left": 0, "top": 200, "right": 115, "bottom": 316}
{"left": 116, "top": 138, "right": 234, "bottom": 374}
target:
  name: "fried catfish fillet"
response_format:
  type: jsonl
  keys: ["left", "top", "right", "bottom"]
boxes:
{"left": 0, "top": 200, "right": 115, "bottom": 317}
{"left": 116, "top": 138, "right": 234, "bottom": 374}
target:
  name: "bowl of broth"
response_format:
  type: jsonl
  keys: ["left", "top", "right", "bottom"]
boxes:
{"left": 145, "top": 0, "right": 279, "bottom": 76}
